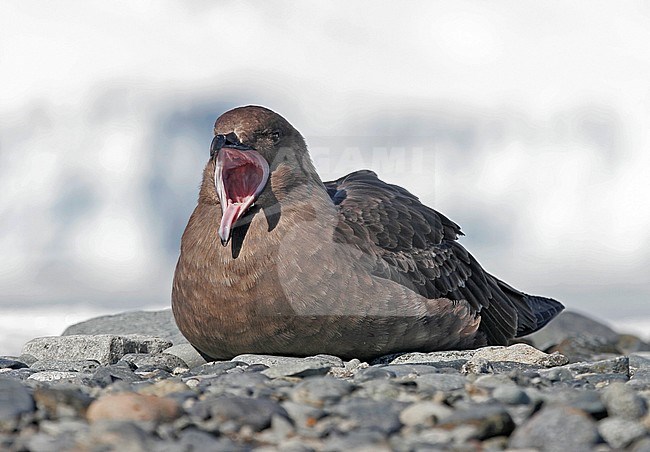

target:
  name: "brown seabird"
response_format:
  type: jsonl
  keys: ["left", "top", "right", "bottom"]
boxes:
{"left": 171, "top": 106, "right": 564, "bottom": 361}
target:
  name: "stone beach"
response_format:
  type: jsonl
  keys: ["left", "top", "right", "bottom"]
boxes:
{"left": 1, "top": 310, "right": 649, "bottom": 451}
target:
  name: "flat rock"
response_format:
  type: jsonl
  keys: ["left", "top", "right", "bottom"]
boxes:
{"left": 86, "top": 392, "right": 181, "bottom": 423}
{"left": 523, "top": 310, "right": 621, "bottom": 350}
{"left": 373, "top": 350, "right": 475, "bottom": 366}
{"left": 27, "top": 371, "right": 86, "bottom": 383}
{"left": 30, "top": 359, "right": 100, "bottom": 373}
{"left": 23, "top": 335, "right": 172, "bottom": 365}
{"left": 469, "top": 343, "right": 568, "bottom": 367}
{"left": 232, "top": 354, "right": 342, "bottom": 379}
{"left": 62, "top": 309, "right": 187, "bottom": 345}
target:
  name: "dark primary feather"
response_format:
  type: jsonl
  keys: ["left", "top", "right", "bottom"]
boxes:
{"left": 324, "top": 170, "right": 563, "bottom": 344}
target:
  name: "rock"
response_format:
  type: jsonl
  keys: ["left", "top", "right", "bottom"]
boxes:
{"left": 291, "top": 377, "right": 355, "bottom": 407}
{"left": 380, "top": 364, "right": 448, "bottom": 377}
{"left": 33, "top": 386, "right": 93, "bottom": 419}
{"left": 469, "top": 343, "right": 568, "bottom": 367}
{"left": 322, "top": 430, "right": 390, "bottom": 451}
{"left": 27, "top": 371, "right": 87, "bottom": 383}
{"left": 234, "top": 354, "right": 344, "bottom": 368}
{"left": 491, "top": 385, "right": 530, "bottom": 405}
{"left": 30, "top": 360, "right": 100, "bottom": 372}
{"left": 563, "top": 356, "right": 629, "bottom": 376}
{"left": 546, "top": 390, "right": 607, "bottom": 417}
{"left": 523, "top": 310, "right": 621, "bottom": 351}
{"left": 509, "top": 405, "right": 599, "bottom": 451}
{"left": 22, "top": 335, "right": 172, "bottom": 365}
{"left": 120, "top": 353, "right": 188, "bottom": 373}
{"left": 435, "top": 404, "right": 515, "bottom": 440}
{"left": 414, "top": 373, "right": 467, "bottom": 392}
{"left": 330, "top": 399, "right": 404, "bottom": 434}
{"left": 171, "top": 428, "right": 244, "bottom": 452}
{"left": 86, "top": 392, "right": 181, "bottom": 423}
{"left": 231, "top": 355, "right": 343, "bottom": 379}
{"left": 190, "top": 395, "right": 289, "bottom": 432}
{"left": 78, "top": 420, "right": 155, "bottom": 451}
{"left": 550, "top": 336, "right": 620, "bottom": 363}
{"left": 163, "top": 344, "right": 207, "bottom": 369}
{"left": 354, "top": 367, "right": 396, "bottom": 382}
{"left": 62, "top": 309, "right": 186, "bottom": 345}
{"left": 281, "top": 400, "right": 324, "bottom": 430}
{"left": 373, "top": 350, "right": 475, "bottom": 366}
{"left": 0, "top": 378, "right": 35, "bottom": 429}
{"left": 0, "top": 358, "right": 28, "bottom": 369}
{"left": 598, "top": 417, "right": 648, "bottom": 449}
{"left": 630, "top": 352, "right": 650, "bottom": 377}
{"left": 91, "top": 362, "right": 141, "bottom": 387}
{"left": 602, "top": 382, "right": 647, "bottom": 419}
{"left": 399, "top": 401, "right": 454, "bottom": 426}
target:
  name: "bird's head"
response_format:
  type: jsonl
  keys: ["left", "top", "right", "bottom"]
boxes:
{"left": 208, "top": 105, "right": 308, "bottom": 245}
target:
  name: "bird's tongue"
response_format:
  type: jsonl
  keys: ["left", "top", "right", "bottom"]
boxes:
{"left": 215, "top": 147, "right": 270, "bottom": 245}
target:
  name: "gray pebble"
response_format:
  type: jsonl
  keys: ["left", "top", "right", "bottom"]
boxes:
{"left": 436, "top": 404, "right": 515, "bottom": 440}
{"left": 509, "top": 405, "right": 599, "bottom": 451}
{"left": 492, "top": 385, "right": 530, "bottom": 405}
{"left": 413, "top": 373, "right": 467, "bottom": 391}
{"left": 598, "top": 416, "right": 648, "bottom": 449}
{"left": 91, "top": 363, "right": 141, "bottom": 387}
{"left": 120, "top": 353, "right": 188, "bottom": 373}
{"left": 330, "top": 399, "right": 404, "bottom": 434}
{"left": 354, "top": 367, "right": 396, "bottom": 382}
{"left": 602, "top": 382, "right": 647, "bottom": 419}
{"left": 162, "top": 344, "right": 207, "bottom": 369}
{"left": 191, "top": 395, "right": 288, "bottom": 432}
{"left": 291, "top": 377, "right": 355, "bottom": 407}
{"left": 0, "top": 378, "right": 35, "bottom": 425}
{"left": 399, "top": 401, "right": 454, "bottom": 426}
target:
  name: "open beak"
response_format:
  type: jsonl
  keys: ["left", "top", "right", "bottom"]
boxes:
{"left": 213, "top": 135, "right": 270, "bottom": 246}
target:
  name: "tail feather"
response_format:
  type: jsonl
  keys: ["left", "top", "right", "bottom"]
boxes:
{"left": 517, "top": 295, "right": 564, "bottom": 336}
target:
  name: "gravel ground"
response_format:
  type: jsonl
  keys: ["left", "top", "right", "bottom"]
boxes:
{"left": 1, "top": 310, "right": 649, "bottom": 451}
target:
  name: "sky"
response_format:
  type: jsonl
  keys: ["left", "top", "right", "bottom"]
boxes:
{"left": 1, "top": 1, "right": 649, "bottom": 354}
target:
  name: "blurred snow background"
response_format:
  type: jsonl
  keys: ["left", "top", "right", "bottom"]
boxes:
{"left": 1, "top": 1, "right": 649, "bottom": 355}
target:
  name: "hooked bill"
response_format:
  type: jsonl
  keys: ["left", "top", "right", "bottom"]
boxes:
{"left": 214, "top": 147, "right": 269, "bottom": 245}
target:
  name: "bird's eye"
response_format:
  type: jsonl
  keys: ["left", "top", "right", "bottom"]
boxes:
{"left": 270, "top": 130, "right": 281, "bottom": 144}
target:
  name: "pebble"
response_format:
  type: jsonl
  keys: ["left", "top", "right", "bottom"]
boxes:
{"left": 602, "top": 381, "right": 647, "bottom": 419}
{"left": 510, "top": 405, "right": 600, "bottom": 451}
{"left": 598, "top": 417, "right": 648, "bottom": 449}
{"left": 86, "top": 392, "right": 181, "bottom": 423}
{"left": 0, "top": 309, "right": 648, "bottom": 450}
{"left": 0, "top": 378, "right": 35, "bottom": 428}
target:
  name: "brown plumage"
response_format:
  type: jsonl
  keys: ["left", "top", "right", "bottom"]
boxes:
{"left": 172, "top": 106, "right": 564, "bottom": 361}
